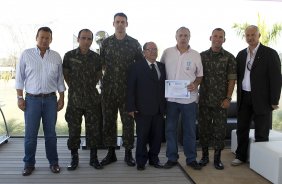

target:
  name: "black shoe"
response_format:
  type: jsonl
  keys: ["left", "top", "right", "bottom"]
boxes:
{"left": 100, "top": 148, "right": 117, "bottom": 166}
{"left": 199, "top": 156, "right": 209, "bottom": 166}
{"left": 124, "top": 149, "right": 136, "bottom": 167}
{"left": 163, "top": 160, "right": 177, "bottom": 169}
{"left": 50, "top": 164, "right": 61, "bottom": 173}
{"left": 214, "top": 149, "right": 224, "bottom": 170}
{"left": 22, "top": 166, "right": 35, "bottom": 176}
{"left": 90, "top": 158, "right": 103, "bottom": 169}
{"left": 137, "top": 165, "right": 145, "bottom": 171}
{"left": 214, "top": 160, "right": 224, "bottom": 170}
{"left": 187, "top": 161, "right": 202, "bottom": 170}
{"left": 67, "top": 154, "right": 79, "bottom": 171}
{"left": 149, "top": 161, "right": 163, "bottom": 168}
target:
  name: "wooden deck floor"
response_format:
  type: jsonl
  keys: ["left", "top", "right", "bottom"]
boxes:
{"left": 0, "top": 138, "right": 191, "bottom": 184}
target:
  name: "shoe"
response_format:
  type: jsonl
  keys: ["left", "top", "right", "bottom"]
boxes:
{"left": 50, "top": 164, "right": 60, "bottom": 173}
{"left": 100, "top": 147, "right": 117, "bottom": 166}
{"left": 231, "top": 158, "right": 243, "bottom": 166}
{"left": 124, "top": 149, "right": 136, "bottom": 167}
{"left": 22, "top": 166, "right": 35, "bottom": 176}
{"left": 199, "top": 147, "right": 209, "bottom": 167}
{"left": 199, "top": 156, "right": 209, "bottom": 166}
{"left": 89, "top": 158, "right": 103, "bottom": 169}
{"left": 214, "top": 149, "right": 224, "bottom": 170}
{"left": 187, "top": 161, "right": 202, "bottom": 170}
{"left": 149, "top": 162, "right": 163, "bottom": 168}
{"left": 67, "top": 153, "right": 79, "bottom": 171}
{"left": 137, "top": 165, "right": 145, "bottom": 171}
{"left": 163, "top": 160, "right": 178, "bottom": 169}
{"left": 214, "top": 160, "right": 224, "bottom": 170}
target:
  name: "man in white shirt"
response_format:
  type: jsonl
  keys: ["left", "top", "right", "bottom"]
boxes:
{"left": 160, "top": 27, "right": 203, "bottom": 170}
{"left": 16, "top": 27, "right": 66, "bottom": 176}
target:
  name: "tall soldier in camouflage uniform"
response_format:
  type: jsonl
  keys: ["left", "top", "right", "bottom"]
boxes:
{"left": 100, "top": 12, "right": 143, "bottom": 167}
{"left": 198, "top": 28, "right": 237, "bottom": 170}
{"left": 63, "top": 29, "right": 103, "bottom": 170}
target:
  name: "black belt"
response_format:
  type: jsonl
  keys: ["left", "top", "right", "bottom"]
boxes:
{"left": 26, "top": 92, "right": 56, "bottom": 97}
{"left": 242, "top": 90, "right": 251, "bottom": 95}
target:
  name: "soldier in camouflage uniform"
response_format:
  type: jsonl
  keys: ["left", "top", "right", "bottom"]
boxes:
{"left": 63, "top": 29, "right": 103, "bottom": 170}
{"left": 100, "top": 12, "right": 143, "bottom": 167}
{"left": 198, "top": 28, "right": 237, "bottom": 170}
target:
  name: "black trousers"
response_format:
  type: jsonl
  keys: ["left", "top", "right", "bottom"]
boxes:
{"left": 134, "top": 113, "right": 164, "bottom": 166}
{"left": 236, "top": 91, "right": 271, "bottom": 161}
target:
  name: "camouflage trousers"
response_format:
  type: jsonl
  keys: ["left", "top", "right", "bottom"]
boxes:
{"left": 198, "top": 105, "right": 227, "bottom": 150}
{"left": 101, "top": 91, "right": 135, "bottom": 149}
{"left": 65, "top": 104, "right": 102, "bottom": 150}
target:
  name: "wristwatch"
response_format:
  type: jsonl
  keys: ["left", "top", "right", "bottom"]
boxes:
{"left": 226, "top": 96, "right": 232, "bottom": 101}
{"left": 17, "top": 96, "right": 24, "bottom": 99}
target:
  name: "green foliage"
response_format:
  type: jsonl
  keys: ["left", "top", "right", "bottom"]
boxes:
{"left": 0, "top": 118, "right": 24, "bottom": 136}
{"left": 273, "top": 110, "right": 282, "bottom": 131}
{"left": 232, "top": 13, "right": 282, "bottom": 46}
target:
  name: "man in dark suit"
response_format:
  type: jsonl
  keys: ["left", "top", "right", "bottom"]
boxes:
{"left": 232, "top": 25, "right": 281, "bottom": 166}
{"left": 127, "top": 42, "right": 166, "bottom": 171}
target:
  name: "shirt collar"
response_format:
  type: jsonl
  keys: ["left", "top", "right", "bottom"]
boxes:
{"left": 75, "top": 47, "right": 91, "bottom": 56}
{"left": 146, "top": 59, "right": 156, "bottom": 67}
{"left": 247, "top": 42, "right": 260, "bottom": 56}
{"left": 36, "top": 46, "right": 50, "bottom": 55}
{"left": 208, "top": 47, "right": 225, "bottom": 56}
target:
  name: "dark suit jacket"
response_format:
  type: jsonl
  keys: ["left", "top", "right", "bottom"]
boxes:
{"left": 236, "top": 43, "right": 281, "bottom": 114}
{"left": 126, "top": 59, "right": 166, "bottom": 115}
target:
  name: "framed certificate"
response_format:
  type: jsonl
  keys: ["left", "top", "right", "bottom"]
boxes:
{"left": 165, "top": 80, "right": 190, "bottom": 99}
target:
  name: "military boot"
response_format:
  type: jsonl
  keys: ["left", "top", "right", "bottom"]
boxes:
{"left": 214, "top": 149, "right": 224, "bottom": 170}
{"left": 89, "top": 147, "right": 103, "bottom": 169}
{"left": 124, "top": 149, "right": 136, "bottom": 166}
{"left": 100, "top": 147, "right": 117, "bottom": 166}
{"left": 67, "top": 149, "right": 79, "bottom": 171}
{"left": 199, "top": 147, "right": 209, "bottom": 166}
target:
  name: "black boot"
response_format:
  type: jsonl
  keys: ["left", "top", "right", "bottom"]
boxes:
{"left": 124, "top": 149, "right": 136, "bottom": 166}
{"left": 199, "top": 147, "right": 209, "bottom": 166}
{"left": 100, "top": 147, "right": 117, "bottom": 166}
{"left": 67, "top": 149, "right": 79, "bottom": 171}
{"left": 89, "top": 147, "right": 103, "bottom": 169}
{"left": 214, "top": 149, "right": 224, "bottom": 170}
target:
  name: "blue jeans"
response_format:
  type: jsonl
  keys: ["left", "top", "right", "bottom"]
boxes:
{"left": 23, "top": 95, "right": 58, "bottom": 167}
{"left": 166, "top": 102, "right": 197, "bottom": 164}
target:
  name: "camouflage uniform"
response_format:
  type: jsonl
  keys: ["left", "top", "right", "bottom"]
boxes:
{"left": 100, "top": 34, "right": 143, "bottom": 149}
{"left": 198, "top": 48, "right": 237, "bottom": 150}
{"left": 63, "top": 48, "right": 103, "bottom": 149}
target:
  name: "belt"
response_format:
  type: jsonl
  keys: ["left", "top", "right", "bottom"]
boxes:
{"left": 26, "top": 92, "right": 56, "bottom": 97}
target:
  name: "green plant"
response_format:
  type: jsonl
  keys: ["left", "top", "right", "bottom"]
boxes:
{"left": 232, "top": 13, "right": 282, "bottom": 46}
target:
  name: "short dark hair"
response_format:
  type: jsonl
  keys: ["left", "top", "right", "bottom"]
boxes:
{"left": 78, "top": 29, "right": 93, "bottom": 40}
{"left": 114, "top": 12, "right": 127, "bottom": 21}
{"left": 143, "top": 42, "right": 149, "bottom": 50}
{"left": 212, "top": 28, "right": 225, "bottom": 37}
{"left": 36, "top": 27, "right": 52, "bottom": 38}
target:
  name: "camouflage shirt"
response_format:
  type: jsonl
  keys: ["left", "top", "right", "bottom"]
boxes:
{"left": 63, "top": 48, "right": 102, "bottom": 108}
{"left": 199, "top": 48, "right": 237, "bottom": 107}
{"left": 100, "top": 34, "right": 143, "bottom": 95}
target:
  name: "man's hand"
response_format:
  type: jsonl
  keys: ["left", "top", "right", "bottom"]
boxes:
{"left": 57, "top": 98, "right": 64, "bottom": 111}
{"left": 17, "top": 99, "right": 25, "bottom": 111}
{"left": 220, "top": 99, "right": 231, "bottom": 109}
{"left": 272, "top": 105, "right": 279, "bottom": 110}
{"left": 187, "top": 82, "right": 197, "bottom": 92}
{"left": 128, "top": 111, "right": 138, "bottom": 118}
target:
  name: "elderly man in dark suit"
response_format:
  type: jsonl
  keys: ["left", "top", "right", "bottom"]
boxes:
{"left": 127, "top": 42, "right": 166, "bottom": 171}
{"left": 232, "top": 25, "right": 281, "bottom": 166}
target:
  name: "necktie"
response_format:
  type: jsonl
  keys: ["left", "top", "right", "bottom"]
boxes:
{"left": 151, "top": 63, "right": 159, "bottom": 80}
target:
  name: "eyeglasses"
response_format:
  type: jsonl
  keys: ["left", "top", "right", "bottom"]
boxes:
{"left": 247, "top": 60, "right": 252, "bottom": 71}
{"left": 145, "top": 48, "right": 158, "bottom": 52}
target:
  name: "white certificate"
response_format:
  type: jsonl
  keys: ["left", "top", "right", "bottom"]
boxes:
{"left": 165, "top": 80, "right": 190, "bottom": 99}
